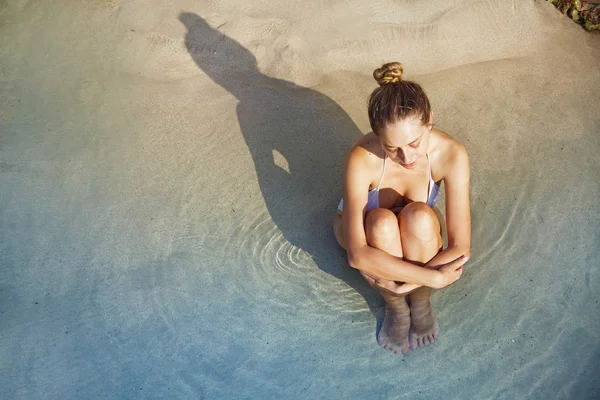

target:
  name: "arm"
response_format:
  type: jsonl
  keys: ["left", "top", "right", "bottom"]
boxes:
{"left": 426, "top": 141, "right": 471, "bottom": 269}
{"left": 385, "top": 140, "right": 471, "bottom": 294}
{"left": 342, "top": 147, "right": 446, "bottom": 288}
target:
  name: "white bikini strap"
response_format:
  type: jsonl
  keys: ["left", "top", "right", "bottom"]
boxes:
{"left": 426, "top": 153, "right": 433, "bottom": 198}
{"left": 377, "top": 154, "right": 387, "bottom": 188}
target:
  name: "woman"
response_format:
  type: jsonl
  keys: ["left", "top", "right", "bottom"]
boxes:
{"left": 333, "top": 62, "right": 471, "bottom": 354}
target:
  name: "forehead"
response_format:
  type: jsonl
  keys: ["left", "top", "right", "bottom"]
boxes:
{"left": 379, "top": 119, "right": 426, "bottom": 147}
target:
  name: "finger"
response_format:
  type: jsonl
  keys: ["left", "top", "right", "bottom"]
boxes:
{"left": 393, "top": 283, "right": 420, "bottom": 294}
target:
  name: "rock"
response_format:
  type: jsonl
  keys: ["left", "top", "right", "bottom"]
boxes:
{"left": 548, "top": 0, "right": 600, "bottom": 31}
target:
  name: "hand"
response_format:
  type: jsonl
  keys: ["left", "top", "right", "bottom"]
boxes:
{"left": 387, "top": 282, "right": 422, "bottom": 295}
{"left": 360, "top": 271, "right": 422, "bottom": 295}
{"left": 431, "top": 255, "right": 468, "bottom": 289}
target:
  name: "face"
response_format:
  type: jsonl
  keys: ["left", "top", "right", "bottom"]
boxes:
{"left": 378, "top": 117, "right": 432, "bottom": 169}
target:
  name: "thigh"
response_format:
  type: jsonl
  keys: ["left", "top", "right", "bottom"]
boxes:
{"left": 398, "top": 202, "right": 442, "bottom": 265}
{"left": 333, "top": 208, "right": 404, "bottom": 254}
{"left": 432, "top": 206, "right": 447, "bottom": 243}
{"left": 364, "top": 208, "right": 403, "bottom": 258}
{"left": 332, "top": 211, "right": 345, "bottom": 249}
{"left": 333, "top": 208, "right": 427, "bottom": 296}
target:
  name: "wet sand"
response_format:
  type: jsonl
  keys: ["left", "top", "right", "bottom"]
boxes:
{"left": 1, "top": 1, "right": 599, "bottom": 398}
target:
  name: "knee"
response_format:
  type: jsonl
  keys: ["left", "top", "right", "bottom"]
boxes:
{"left": 365, "top": 208, "right": 400, "bottom": 242}
{"left": 399, "top": 202, "right": 440, "bottom": 240}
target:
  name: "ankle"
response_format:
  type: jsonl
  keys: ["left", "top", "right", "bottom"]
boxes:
{"left": 410, "top": 302, "right": 432, "bottom": 315}
{"left": 385, "top": 298, "right": 409, "bottom": 313}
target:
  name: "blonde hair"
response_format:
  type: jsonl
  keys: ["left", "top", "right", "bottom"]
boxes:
{"left": 368, "top": 62, "right": 431, "bottom": 133}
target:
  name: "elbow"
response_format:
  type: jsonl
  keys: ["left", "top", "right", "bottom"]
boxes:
{"left": 449, "top": 241, "right": 471, "bottom": 259}
{"left": 346, "top": 248, "right": 363, "bottom": 270}
{"left": 462, "top": 248, "right": 471, "bottom": 259}
{"left": 464, "top": 242, "right": 471, "bottom": 258}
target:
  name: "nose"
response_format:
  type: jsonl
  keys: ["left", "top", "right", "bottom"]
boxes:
{"left": 394, "top": 149, "right": 405, "bottom": 161}
{"left": 395, "top": 149, "right": 410, "bottom": 163}
{"left": 396, "top": 149, "right": 419, "bottom": 165}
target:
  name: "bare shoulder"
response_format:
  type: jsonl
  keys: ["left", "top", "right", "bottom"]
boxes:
{"left": 347, "top": 132, "right": 385, "bottom": 168}
{"left": 429, "top": 129, "right": 469, "bottom": 180}
{"left": 344, "top": 132, "right": 386, "bottom": 188}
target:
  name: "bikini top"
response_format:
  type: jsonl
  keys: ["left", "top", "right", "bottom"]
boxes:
{"left": 337, "top": 154, "right": 440, "bottom": 212}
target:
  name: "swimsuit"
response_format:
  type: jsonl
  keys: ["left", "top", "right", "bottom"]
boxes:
{"left": 337, "top": 154, "right": 440, "bottom": 212}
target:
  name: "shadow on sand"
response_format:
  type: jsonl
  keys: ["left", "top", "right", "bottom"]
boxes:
{"left": 179, "top": 12, "right": 383, "bottom": 313}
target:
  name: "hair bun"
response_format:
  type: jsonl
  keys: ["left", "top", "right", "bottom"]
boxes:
{"left": 373, "top": 62, "right": 404, "bottom": 86}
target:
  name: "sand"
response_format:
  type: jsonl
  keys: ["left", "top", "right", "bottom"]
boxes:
{"left": 1, "top": 0, "right": 599, "bottom": 398}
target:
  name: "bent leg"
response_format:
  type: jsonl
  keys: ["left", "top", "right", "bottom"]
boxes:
{"left": 333, "top": 209, "right": 405, "bottom": 295}
{"left": 398, "top": 202, "right": 442, "bottom": 350}
{"left": 363, "top": 208, "right": 411, "bottom": 354}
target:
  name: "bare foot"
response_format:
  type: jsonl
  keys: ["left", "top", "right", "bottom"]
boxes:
{"left": 377, "top": 296, "right": 411, "bottom": 354}
{"left": 408, "top": 299, "right": 439, "bottom": 350}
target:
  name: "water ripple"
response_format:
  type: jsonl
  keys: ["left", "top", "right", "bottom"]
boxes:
{"left": 223, "top": 207, "right": 375, "bottom": 315}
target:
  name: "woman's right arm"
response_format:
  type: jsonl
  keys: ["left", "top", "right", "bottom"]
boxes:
{"left": 341, "top": 148, "right": 461, "bottom": 288}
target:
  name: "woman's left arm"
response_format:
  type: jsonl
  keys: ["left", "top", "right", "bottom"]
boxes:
{"left": 425, "top": 141, "right": 471, "bottom": 269}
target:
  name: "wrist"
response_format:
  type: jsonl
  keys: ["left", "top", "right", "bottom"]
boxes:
{"left": 423, "top": 262, "right": 440, "bottom": 270}
{"left": 430, "top": 271, "right": 443, "bottom": 289}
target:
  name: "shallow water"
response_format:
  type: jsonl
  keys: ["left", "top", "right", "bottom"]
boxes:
{"left": 1, "top": 1, "right": 600, "bottom": 399}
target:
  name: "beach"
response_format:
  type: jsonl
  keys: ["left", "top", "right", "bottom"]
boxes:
{"left": 1, "top": 0, "right": 599, "bottom": 398}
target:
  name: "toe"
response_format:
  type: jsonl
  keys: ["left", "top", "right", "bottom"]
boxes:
{"left": 423, "top": 336, "right": 430, "bottom": 346}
